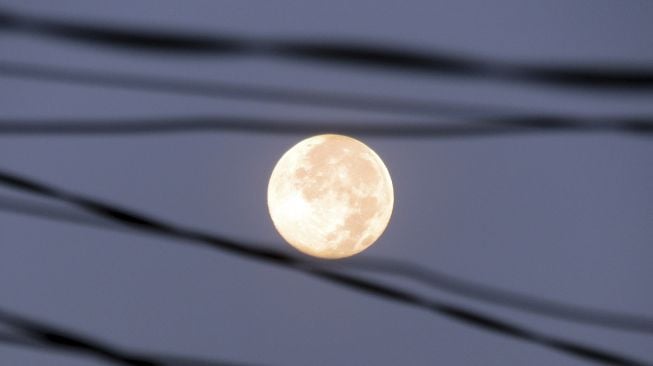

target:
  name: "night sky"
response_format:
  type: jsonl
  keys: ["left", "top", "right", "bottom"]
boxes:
{"left": 1, "top": 1, "right": 652, "bottom": 365}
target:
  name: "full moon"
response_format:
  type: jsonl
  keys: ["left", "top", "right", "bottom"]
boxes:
{"left": 267, "top": 134, "right": 394, "bottom": 259}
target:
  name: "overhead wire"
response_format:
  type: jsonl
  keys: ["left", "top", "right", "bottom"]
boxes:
{"left": 1, "top": 6, "right": 652, "bottom": 91}
{"left": 0, "top": 115, "right": 650, "bottom": 138}
{"left": 0, "top": 307, "right": 264, "bottom": 366}
{"left": 1, "top": 193, "right": 652, "bottom": 334}
{"left": 0, "top": 61, "right": 527, "bottom": 119}
{"left": 1, "top": 5, "right": 651, "bottom": 365}
{"left": 0, "top": 168, "right": 649, "bottom": 366}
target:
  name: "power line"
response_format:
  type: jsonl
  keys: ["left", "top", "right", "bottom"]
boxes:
{"left": 1, "top": 5, "right": 650, "bottom": 366}
{"left": 1, "top": 7, "right": 652, "bottom": 91}
{"left": 0, "top": 61, "right": 518, "bottom": 119}
{"left": 343, "top": 257, "right": 653, "bottom": 333}
{"left": 1, "top": 61, "right": 652, "bottom": 138}
{"left": 0, "top": 308, "right": 264, "bottom": 366}
{"left": 0, "top": 168, "right": 649, "bottom": 366}
{"left": 0, "top": 115, "right": 650, "bottom": 138}
{"left": 2, "top": 193, "right": 652, "bottom": 334}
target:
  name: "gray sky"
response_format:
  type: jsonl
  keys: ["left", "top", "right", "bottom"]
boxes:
{"left": 1, "top": 0, "right": 652, "bottom": 365}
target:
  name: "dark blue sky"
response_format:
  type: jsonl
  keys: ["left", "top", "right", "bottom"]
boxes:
{"left": 1, "top": 1, "right": 652, "bottom": 365}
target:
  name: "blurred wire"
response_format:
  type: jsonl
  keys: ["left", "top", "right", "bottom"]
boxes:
{"left": 0, "top": 115, "right": 650, "bottom": 138}
{"left": 2, "top": 193, "right": 653, "bottom": 335}
{"left": 0, "top": 61, "right": 525, "bottom": 119}
{"left": 0, "top": 194, "right": 115, "bottom": 227}
{"left": 1, "top": 61, "right": 652, "bottom": 138}
{"left": 0, "top": 308, "right": 264, "bottom": 366}
{"left": 0, "top": 168, "right": 649, "bottom": 366}
{"left": 1, "top": 6, "right": 652, "bottom": 91}
{"left": 343, "top": 257, "right": 653, "bottom": 333}
{"left": 1, "top": 5, "right": 650, "bottom": 366}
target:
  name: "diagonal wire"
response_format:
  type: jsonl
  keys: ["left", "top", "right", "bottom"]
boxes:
{"left": 0, "top": 60, "right": 519, "bottom": 119}
{"left": 3, "top": 61, "right": 651, "bottom": 134}
{"left": 1, "top": 7, "right": 652, "bottom": 91}
{"left": 0, "top": 115, "right": 650, "bottom": 138}
{"left": 1, "top": 194, "right": 652, "bottom": 334}
{"left": 343, "top": 257, "right": 653, "bottom": 333}
{"left": 0, "top": 308, "right": 264, "bottom": 366}
{"left": 0, "top": 168, "right": 649, "bottom": 366}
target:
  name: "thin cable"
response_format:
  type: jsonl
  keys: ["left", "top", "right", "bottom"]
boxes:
{"left": 0, "top": 168, "right": 649, "bottom": 366}
{"left": 0, "top": 115, "right": 650, "bottom": 138}
{"left": 0, "top": 308, "right": 263, "bottom": 366}
{"left": 1, "top": 7, "right": 652, "bottom": 91}
{"left": 2, "top": 194, "right": 652, "bottom": 334}
{"left": 342, "top": 257, "right": 653, "bottom": 333}
{"left": 0, "top": 60, "right": 519, "bottom": 119}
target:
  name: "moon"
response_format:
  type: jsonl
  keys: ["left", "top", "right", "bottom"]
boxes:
{"left": 267, "top": 134, "right": 394, "bottom": 259}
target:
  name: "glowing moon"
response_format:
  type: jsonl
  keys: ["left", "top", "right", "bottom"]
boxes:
{"left": 267, "top": 134, "right": 394, "bottom": 259}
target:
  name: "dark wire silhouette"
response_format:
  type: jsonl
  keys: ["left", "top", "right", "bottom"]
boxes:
{"left": 0, "top": 61, "right": 525, "bottom": 119}
{"left": 0, "top": 308, "right": 264, "bottom": 366}
{"left": 1, "top": 6, "right": 650, "bottom": 366}
{"left": 1, "top": 6, "right": 652, "bottom": 91}
{"left": 2, "top": 61, "right": 653, "bottom": 137}
{"left": 0, "top": 169, "right": 649, "bottom": 366}
{"left": 343, "top": 258, "right": 653, "bottom": 334}
{"left": 0, "top": 115, "right": 650, "bottom": 138}
{"left": 2, "top": 193, "right": 653, "bottom": 335}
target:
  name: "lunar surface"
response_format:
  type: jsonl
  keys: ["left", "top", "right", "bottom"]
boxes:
{"left": 267, "top": 134, "right": 394, "bottom": 259}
